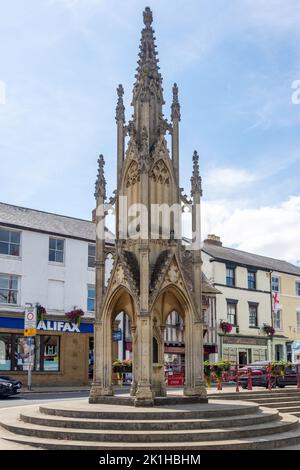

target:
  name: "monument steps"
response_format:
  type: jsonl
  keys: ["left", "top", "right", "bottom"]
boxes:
{"left": 20, "top": 408, "right": 279, "bottom": 431}
{"left": 1, "top": 399, "right": 300, "bottom": 449}
{"left": 210, "top": 389, "right": 300, "bottom": 416}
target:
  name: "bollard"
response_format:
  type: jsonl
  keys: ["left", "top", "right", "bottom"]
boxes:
{"left": 268, "top": 362, "right": 272, "bottom": 391}
{"left": 247, "top": 367, "right": 253, "bottom": 391}
{"left": 217, "top": 373, "right": 223, "bottom": 391}
{"left": 235, "top": 365, "right": 240, "bottom": 392}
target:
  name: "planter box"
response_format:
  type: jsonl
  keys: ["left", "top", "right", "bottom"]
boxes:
{"left": 113, "top": 366, "right": 132, "bottom": 373}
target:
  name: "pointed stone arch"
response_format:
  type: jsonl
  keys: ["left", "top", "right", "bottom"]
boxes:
{"left": 91, "top": 284, "right": 138, "bottom": 398}
{"left": 151, "top": 282, "right": 203, "bottom": 397}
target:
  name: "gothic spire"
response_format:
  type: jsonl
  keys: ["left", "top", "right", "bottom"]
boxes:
{"left": 191, "top": 151, "right": 202, "bottom": 197}
{"left": 171, "top": 83, "right": 181, "bottom": 121}
{"left": 95, "top": 154, "right": 106, "bottom": 200}
{"left": 134, "top": 7, "right": 162, "bottom": 92}
{"left": 130, "top": 7, "right": 165, "bottom": 149}
{"left": 115, "top": 84, "right": 125, "bottom": 123}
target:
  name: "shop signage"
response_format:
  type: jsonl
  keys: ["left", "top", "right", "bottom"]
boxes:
{"left": 37, "top": 320, "right": 80, "bottom": 333}
{"left": 223, "top": 336, "right": 268, "bottom": 346}
{"left": 112, "top": 329, "right": 122, "bottom": 341}
{"left": 0, "top": 316, "right": 94, "bottom": 334}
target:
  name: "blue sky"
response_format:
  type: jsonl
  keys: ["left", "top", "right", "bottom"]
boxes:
{"left": 0, "top": 0, "right": 300, "bottom": 263}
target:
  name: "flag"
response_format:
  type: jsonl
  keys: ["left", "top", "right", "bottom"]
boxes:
{"left": 272, "top": 291, "right": 279, "bottom": 311}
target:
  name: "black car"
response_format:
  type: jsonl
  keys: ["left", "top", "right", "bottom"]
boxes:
{"left": 0, "top": 376, "right": 22, "bottom": 397}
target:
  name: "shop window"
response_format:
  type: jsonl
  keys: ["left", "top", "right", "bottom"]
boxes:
{"left": 49, "top": 237, "right": 64, "bottom": 263}
{"left": 0, "top": 274, "right": 19, "bottom": 304}
{"left": 42, "top": 336, "right": 60, "bottom": 371}
{"left": 0, "top": 229, "right": 21, "bottom": 257}
{"left": 0, "top": 334, "right": 60, "bottom": 372}
{"left": 16, "top": 336, "right": 35, "bottom": 371}
{"left": 0, "top": 334, "right": 12, "bottom": 370}
{"left": 88, "top": 244, "right": 96, "bottom": 268}
{"left": 87, "top": 285, "right": 95, "bottom": 312}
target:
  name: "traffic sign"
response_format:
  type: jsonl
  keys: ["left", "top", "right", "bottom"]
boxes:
{"left": 24, "top": 328, "right": 36, "bottom": 337}
{"left": 24, "top": 305, "right": 37, "bottom": 337}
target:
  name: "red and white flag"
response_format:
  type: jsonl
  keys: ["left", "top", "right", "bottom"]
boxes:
{"left": 272, "top": 291, "right": 280, "bottom": 311}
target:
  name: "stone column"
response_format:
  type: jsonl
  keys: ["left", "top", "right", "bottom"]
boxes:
{"left": 135, "top": 315, "right": 154, "bottom": 406}
{"left": 130, "top": 325, "right": 138, "bottom": 396}
{"left": 89, "top": 319, "right": 113, "bottom": 402}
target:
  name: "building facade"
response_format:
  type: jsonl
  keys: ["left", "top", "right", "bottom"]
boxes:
{"left": 0, "top": 202, "right": 113, "bottom": 385}
{"left": 271, "top": 270, "right": 300, "bottom": 362}
{"left": 202, "top": 235, "right": 300, "bottom": 364}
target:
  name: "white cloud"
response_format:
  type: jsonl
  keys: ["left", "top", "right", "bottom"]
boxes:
{"left": 202, "top": 195, "right": 300, "bottom": 264}
{"left": 205, "top": 167, "right": 257, "bottom": 191}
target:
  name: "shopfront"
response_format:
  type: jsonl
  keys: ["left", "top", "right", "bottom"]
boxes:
{"left": 0, "top": 315, "right": 94, "bottom": 386}
{"left": 221, "top": 334, "right": 269, "bottom": 364}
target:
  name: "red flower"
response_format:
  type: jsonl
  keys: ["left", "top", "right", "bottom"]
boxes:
{"left": 220, "top": 321, "right": 233, "bottom": 334}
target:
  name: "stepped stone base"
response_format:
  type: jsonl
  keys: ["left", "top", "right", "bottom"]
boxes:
{"left": 1, "top": 397, "right": 300, "bottom": 450}
{"left": 89, "top": 394, "right": 208, "bottom": 407}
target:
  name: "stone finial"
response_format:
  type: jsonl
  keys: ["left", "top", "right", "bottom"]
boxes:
{"left": 173, "top": 83, "right": 179, "bottom": 103}
{"left": 115, "top": 84, "right": 125, "bottom": 123}
{"left": 95, "top": 154, "right": 106, "bottom": 200}
{"left": 171, "top": 82, "right": 181, "bottom": 121}
{"left": 143, "top": 7, "right": 153, "bottom": 27}
{"left": 190, "top": 150, "right": 202, "bottom": 197}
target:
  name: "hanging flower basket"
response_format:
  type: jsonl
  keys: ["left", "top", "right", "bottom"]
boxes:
{"left": 36, "top": 304, "right": 47, "bottom": 322}
{"left": 220, "top": 321, "right": 233, "bottom": 334}
{"left": 65, "top": 308, "right": 84, "bottom": 325}
{"left": 262, "top": 324, "right": 275, "bottom": 336}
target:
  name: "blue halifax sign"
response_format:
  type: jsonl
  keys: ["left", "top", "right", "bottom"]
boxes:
{"left": 0, "top": 316, "right": 94, "bottom": 334}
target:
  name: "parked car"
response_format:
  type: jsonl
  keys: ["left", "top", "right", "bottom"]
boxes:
{"left": 238, "top": 364, "right": 300, "bottom": 389}
{"left": 276, "top": 365, "right": 298, "bottom": 388}
{"left": 0, "top": 376, "right": 22, "bottom": 397}
{"left": 238, "top": 365, "right": 276, "bottom": 389}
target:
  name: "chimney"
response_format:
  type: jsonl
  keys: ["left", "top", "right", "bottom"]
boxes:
{"left": 204, "top": 234, "right": 222, "bottom": 246}
{"left": 92, "top": 208, "right": 96, "bottom": 223}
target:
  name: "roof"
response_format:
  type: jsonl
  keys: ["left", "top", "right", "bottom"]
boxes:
{"left": 202, "top": 242, "right": 300, "bottom": 276}
{"left": 0, "top": 202, "right": 114, "bottom": 243}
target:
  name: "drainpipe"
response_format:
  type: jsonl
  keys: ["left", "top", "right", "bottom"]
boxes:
{"left": 269, "top": 270, "right": 274, "bottom": 361}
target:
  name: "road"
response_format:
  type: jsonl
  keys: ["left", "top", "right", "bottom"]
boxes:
{"left": 0, "top": 390, "right": 90, "bottom": 408}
